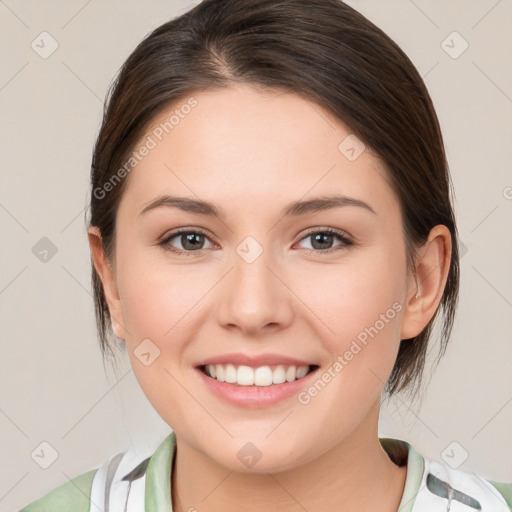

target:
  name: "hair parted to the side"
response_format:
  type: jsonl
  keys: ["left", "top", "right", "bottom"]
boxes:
{"left": 86, "top": 0, "right": 459, "bottom": 403}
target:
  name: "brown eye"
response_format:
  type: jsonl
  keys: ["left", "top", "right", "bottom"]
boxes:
{"left": 160, "top": 229, "right": 214, "bottom": 255}
{"left": 297, "top": 229, "right": 353, "bottom": 254}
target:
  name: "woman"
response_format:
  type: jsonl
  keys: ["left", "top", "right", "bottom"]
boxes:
{"left": 19, "top": 0, "right": 512, "bottom": 510}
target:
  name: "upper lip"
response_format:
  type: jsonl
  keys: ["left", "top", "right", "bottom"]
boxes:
{"left": 195, "top": 353, "right": 317, "bottom": 368}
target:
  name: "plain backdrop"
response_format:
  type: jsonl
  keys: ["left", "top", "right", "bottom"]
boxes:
{"left": 1, "top": 0, "right": 511, "bottom": 510}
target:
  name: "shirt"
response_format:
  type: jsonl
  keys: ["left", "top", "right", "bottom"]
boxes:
{"left": 19, "top": 430, "right": 512, "bottom": 511}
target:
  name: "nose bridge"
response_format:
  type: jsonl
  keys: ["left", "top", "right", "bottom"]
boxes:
{"left": 232, "top": 233, "right": 279, "bottom": 302}
{"left": 217, "top": 233, "right": 293, "bottom": 332}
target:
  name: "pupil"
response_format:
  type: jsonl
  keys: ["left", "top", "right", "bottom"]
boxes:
{"left": 312, "top": 233, "right": 332, "bottom": 249}
{"left": 183, "top": 233, "right": 203, "bottom": 250}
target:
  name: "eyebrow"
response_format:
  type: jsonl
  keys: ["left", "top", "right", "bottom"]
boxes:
{"left": 138, "top": 194, "right": 377, "bottom": 219}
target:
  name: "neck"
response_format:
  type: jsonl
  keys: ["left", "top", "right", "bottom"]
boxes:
{"left": 171, "top": 402, "right": 407, "bottom": 512}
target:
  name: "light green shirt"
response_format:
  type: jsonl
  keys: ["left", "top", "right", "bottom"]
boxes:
{"left": 19, "top": 431, "right": 512, "bottom": 511}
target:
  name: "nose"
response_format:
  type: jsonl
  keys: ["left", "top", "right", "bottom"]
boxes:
{"left": 216, "top": 242, "right": 294, "bottom": 336}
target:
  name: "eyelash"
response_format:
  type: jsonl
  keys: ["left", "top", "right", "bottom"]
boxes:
{"left": 159, "top": 227, "right": 353, "bottom": 257}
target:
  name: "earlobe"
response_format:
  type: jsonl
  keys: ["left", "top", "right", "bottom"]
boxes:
{"left": 88, "top": 226, "right": 127, "bottom": 340}
{"left": 400, "top": 225, "right": 452, "bottom": 340}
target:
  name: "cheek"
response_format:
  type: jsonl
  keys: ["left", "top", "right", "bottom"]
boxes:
{"left": 115, "top": 250, "right": 194, "bottom": 412}
{"left": 290, "top": 248, "right": 407, "bottom": 407}
{"left": 115, "top": 240, "right": 199, "bottom": 339}
{"left": 293, "top": 251, "right": 406, "bottom": 344}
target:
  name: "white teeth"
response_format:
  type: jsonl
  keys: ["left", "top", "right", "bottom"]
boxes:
{"left": 224, "top": 364, "right": 237, "bottom": 383}
{"left": 254, "top": 366, "right": 273, "bottom": 386}
{"left": 204, "top": 364, "right": 311, "bottom": 386}
{"left": 237, "top": 365, "right": 255, "bottom": 385}
{"left": 285, "top": 366, "right": 296, "bottom": 382}
{"left": 215, "top": 364, "right": 225, "bottom": 382}
{"left": 296, "top": 366, "right": 308, "bottom": 379}
{"left": 273, "top": 365, "right": 286, "bottom": 384}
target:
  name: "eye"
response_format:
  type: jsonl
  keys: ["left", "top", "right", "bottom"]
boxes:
{"left": 160, "top": 228, "right": 216, "bottom": 256}
{"left": 159, "top": 227, "right": 353, "bottom": 257}
{"left": 296, "top": 228, "right": 353, "bottom": 254}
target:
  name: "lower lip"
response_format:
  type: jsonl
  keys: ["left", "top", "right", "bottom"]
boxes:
{"left": 195, "top": 366, "right": 319, "bottom": 408}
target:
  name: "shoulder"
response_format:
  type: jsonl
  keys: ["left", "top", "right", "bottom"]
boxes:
{"left": 18, "top": 433, "right": 174, "bottom": 512}
{"left": 19, "top": 447, "right": 153, "bottom": 512}
{"left": 18, "top": 468, "right": 98, "bottom": 512}
{"left": 381, "top": 438, "right": 512, "bottom": 512}
{"left": 413, "top": 450, "right": 512, "bottom": 511}
{"left": 488, "top": 480, "right": 512, "bottom": 510}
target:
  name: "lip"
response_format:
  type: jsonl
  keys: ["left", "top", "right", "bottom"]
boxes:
{"left": 194, "top": 364, "right": 320, "bottom": 408}
{"left": 195, "top": 352, "right": 317, "bottom": 368}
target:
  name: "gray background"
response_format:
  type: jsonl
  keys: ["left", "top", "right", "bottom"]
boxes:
{"left": 1, "top": 0, "right": 511, "bottom": 509}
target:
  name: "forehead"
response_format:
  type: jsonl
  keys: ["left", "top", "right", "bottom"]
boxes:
{"left": 118, "top": 84, "right": 396, "bottom": 219}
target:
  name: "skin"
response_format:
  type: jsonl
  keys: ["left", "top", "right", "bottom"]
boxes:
{"left": 89, "top": 84, "right": 451, "bottom": 511}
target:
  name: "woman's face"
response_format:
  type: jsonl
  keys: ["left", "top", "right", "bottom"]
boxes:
{"left": 96, "top": 84, "right": 421, "bottom": 472}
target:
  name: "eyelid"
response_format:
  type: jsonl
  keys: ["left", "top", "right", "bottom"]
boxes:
{"left": 160, "top": 227, "right": 217, "bottom": 248}
{"left": 297, "top": 226, "right": 352, "bottom": 241}
{"left": 293, "top": 227, "right": 353, "bottom": 251}
{"left": 160, "top": 226, "right": 353, "bottom": 256}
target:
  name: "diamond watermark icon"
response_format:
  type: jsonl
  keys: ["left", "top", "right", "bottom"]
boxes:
{"left": 237, "top": 442, "right": 262, "bottom": 468}
{"left": 236, "top": 236, "right": 263, "bottom": 264}
{"left": 31, "top": 31, "right": 59, "bottom": 59}
{"left": 441, "top": 441, "right": 469, "bottom": 469}
{"left": 31, "top": 441, "right": 59, "bottom": 469}
{"left": 441, "top": 31, "right": 468, "bottom": 59}
{"left": 459, "top": 240, "right": 468, "bottom": 259}
{"left": 134, "top": 338, "right": 161, "bottom": 366}
{"left": 338, "top": 134, "right": 365, "bottom": 161}
{"left": 32, "top": 237, "right": 58, "bottom": 263}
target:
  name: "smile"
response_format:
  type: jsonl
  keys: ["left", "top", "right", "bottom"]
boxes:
{"left": 199, "top": 364, "right": 318, "bottom": 387}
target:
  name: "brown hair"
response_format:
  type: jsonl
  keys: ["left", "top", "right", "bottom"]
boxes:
{"left": 87, "top": 0, "right": 459, "bottom": 403}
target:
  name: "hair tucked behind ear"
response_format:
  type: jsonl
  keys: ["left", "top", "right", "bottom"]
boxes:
{"left": 87, "top": 0, "right": 459, "bottom": 404}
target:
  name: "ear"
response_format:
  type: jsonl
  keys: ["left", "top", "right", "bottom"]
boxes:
{"left": 400, "top": 224, "right": 452, "bottom": 340}
{"left": 88, "top": 226, "right": 127, "bottom": 341}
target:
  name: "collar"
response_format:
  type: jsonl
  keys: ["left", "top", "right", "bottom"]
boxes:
{"left": 143, "top": 431, "right": 425, "bottom": 512}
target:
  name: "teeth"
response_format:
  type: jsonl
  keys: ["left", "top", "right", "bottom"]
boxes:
{"left": 254, "top": 366, "right": 273, "bottom": 386}
{"left": 296, "top": 365, "right": 308, "bottom": 379}
{"left": 273, "top": 365, "right": 286, "bottom": 384}
{"left": 237, "top": 365, "right": 255, "bottom": 385}
{"left": 224, "top": 364, "right": 236, "bottom": 383}
{"left": 204, "top": 364, "right": 311, "bottom": 386}
{"left": 285, "top": 365, "right": 296, "bottom": 382}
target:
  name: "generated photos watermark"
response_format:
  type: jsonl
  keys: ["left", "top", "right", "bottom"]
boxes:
{"left": 93, "top": 96, "right": 198, "bottom": 200}
{"left": 297, "top": 300, "right": 403, "bottom": 405}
